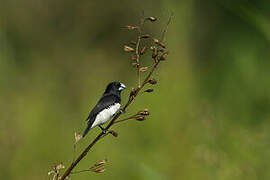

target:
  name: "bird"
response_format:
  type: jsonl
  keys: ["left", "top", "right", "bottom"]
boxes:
{"left": 83, "top": 82, "right": 126, "bottom": 137}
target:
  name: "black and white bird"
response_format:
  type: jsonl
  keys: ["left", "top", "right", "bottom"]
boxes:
{"left": 83, "top": 82, "right": 126, "bottom": 137}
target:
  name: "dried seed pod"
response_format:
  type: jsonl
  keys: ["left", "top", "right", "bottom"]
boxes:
{"left": 158, "top": 42, "right": 166, "bottom": 48}
{"left": 92, "top": 166, "right": 105, "bottom": 173}
{"left": 147, "top": 16, "right": 157, "bottom": 22}
{"left": 139, "top": 67, "right": 148, "bottom": 72}
{"left": 94, "top": 159, "right": 108, "bottom": 167}
{"left": 56, "top": 163, "right": 65, "bottom": 171}
{"left": 130, "top": 40, "right": 137, "bottom": 45}
{"left": 124, "top": 45, "right": 134, "bottom": 52}
{"left": 144, "top": 88, "right": 154, "bottom": 93}
{"left": 141, "top": 34, "right": 150, "bottom": 38}
{"left": 125, "top": 25, "right": 136, "bottom": 30}
{"left": 140, "top": 47, "right": 147, "bottom": 55}
{"left": 74, "top": 132, "right": 82, "bottom": 144}
{"left": 132, "top": 62, "right": 139, "bottom": 67}
{"left": 130, "top": 55, "right": 136, "bottom": 61}
{"left": 152, "top": 38, "right": 159, "bottom": 44}
{"left": 135, "top": 116, "right": 146, "bottom": 121}
{"left": 109, "top": 130, "right": 118, "bottom": 137}
{"left": 138, "top": 109, "right": 150, "bottom": 116}
{"left": 148, "top": 79, "right": 157, "bottom": 84}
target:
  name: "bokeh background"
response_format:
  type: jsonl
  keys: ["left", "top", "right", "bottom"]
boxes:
{"left": 1, "top": 0, "right": 270, "bottom": 179}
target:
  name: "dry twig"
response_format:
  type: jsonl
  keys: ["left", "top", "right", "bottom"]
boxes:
{"left": 54, "top": 14, "right": 172, "bottom": 180}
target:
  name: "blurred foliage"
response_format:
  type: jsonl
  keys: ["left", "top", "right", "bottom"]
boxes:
{"left": 1, "top": 0, "right": 270, "bottom": 180}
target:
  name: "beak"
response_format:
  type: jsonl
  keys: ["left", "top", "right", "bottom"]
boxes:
{"left": 119, "top": 83, "right": 126, "bottom": 90}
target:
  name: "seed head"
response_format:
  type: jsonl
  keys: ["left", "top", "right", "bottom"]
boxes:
{"left": 135, "top": 116, "right": 146, "bottom": 121}
{"left": 147, "top": 16, "right": 157, "bottom": 22}
{"left": 56, "top": 163, "right": 65, "bottom": 171}
{"left": 109, "top": 130, "right": 118, "bottom": 137}
{"left": 139, "top": 67, "right": 148, "bottom": 72}
{"left": 125, "top": 25, "right": 137, "bottom": 30}
{"left": 159, "top": 42, "right": 166, "bottom": 48}
{"left": 94, "top": 159, "right": 108, "bottom": 167}
{"left": 74, "top": 132, "right": 82, "bottom": 144}
{"left": 92, "top": 166, "right": 105, "bottom": 173}
{"left": 124, "top": 45, "right": 134, "bottom": 52}
{"left": 144, "top": 88, "right": 154, "bottom": 93}
{"left": 148, "top": 79, "right": 157, "bottom": 85}
{"left": 152, "top": 38, "right": 159, "bottom": 44}
{"left": 141, "top": 34, "right": 150, "bottom": 39}
{"left": 130, "top": 55, "right": 136, "bottom": 61}
{"left": 132, "top": 62, "right": 139, "bottom": 67}
{"left": 130, "top": 40, "right": 137, "bottom": 45}
{"left": 138, "top": 109, "right": 150, "bottom": 116}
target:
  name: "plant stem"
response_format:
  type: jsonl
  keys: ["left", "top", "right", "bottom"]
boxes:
{"left": 70, "top": 169, "right": 92, "bottom": 174}
{"left": 59, "top": 60, "right": 160, "bottom": 180}
{"left": 113, "top": 116, "right": 136, "bottom": 124}
{"left": 135, "top": 33, "right": 141, "bottom": 88}
{"left": 135, "top": 12, "right": 146, "bottom": 88}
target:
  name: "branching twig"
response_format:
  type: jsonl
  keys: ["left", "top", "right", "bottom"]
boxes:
{"left": 161, "top": 12, "right": 174, "bottom": 43}
{"left": 135, "top": 11, "right": 146, "bottom": 88}
{"left": 57, "top": 14, "right": 171, "bottom": 180}
{"left": 114, "top": 116, "right": 136, "bottom": 124}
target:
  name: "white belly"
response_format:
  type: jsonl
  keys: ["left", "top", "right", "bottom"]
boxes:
{"left": 91, "top": 103, "right": 120, "bottom": 128}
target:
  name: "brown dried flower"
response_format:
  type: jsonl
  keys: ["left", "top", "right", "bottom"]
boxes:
{"left": 152, "top": 38, "right": 159, "bottom": 44}
{"left": 130, "top": 55, "right": 136, "bottom": 61}
{"left": 109, "top": 130, "right": 118, "bottom": 137}
{"left": 144, "top": 88, "right": 154, "bottom": 93}
{"left": 74, "top": 132, "right": 82, "bottom": 144}
{"left": 138, "top": 109, "right": 150, "bottom": 116}
{"left": 56, "top": 163, "right": 65, "bottom": 171}
{"left": 124, "top": 45, "right": 135, "bottom": 52}
{"left": 130, "top": 40, "right": 137, "bottom": 45}
{"left": 159, "top": 42, "right": 166, "bottom": 48}
{"left": 141, "top": 34, "right": 150, "bottom": 38}
{"left": 125, "top": 25, "right": 137, "bottom": 30}
{"left": 139, "top": 67, "right": 148, "bottom": 72}
{"left": 147, "top": 16, "right": 157, "bottom": 22}
{"left": 135, "top": 116, "right": 146, "bottom": 121}
{"left": 94, "top": 159, "right": 108, "bottom": 167}
{"left": 92, "top": 166, "right": 105, "bottom": 173}
{"left": 132, "top": 62, "right": 139, "bottom": 67}
{"left": 148, "top": 79, "right": 157, "bottom": 85}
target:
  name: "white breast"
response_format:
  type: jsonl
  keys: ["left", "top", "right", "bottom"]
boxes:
{"left": 91, "top": 103, "right": 120, "bottom": 128}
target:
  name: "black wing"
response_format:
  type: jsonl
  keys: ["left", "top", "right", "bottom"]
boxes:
{"left": 83, "top": 93, "right": 120, "bottom": 137}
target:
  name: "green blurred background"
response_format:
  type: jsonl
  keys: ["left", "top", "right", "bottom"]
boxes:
{"left": 1, "top": 0, "right": 270, "bottom": 179}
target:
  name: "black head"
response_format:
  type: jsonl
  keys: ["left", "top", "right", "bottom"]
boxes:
{"left": 104, "top": 82, "right": 126, "bottom": 94}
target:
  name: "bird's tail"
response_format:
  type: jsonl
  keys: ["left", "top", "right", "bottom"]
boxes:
{"left": 82, "top": 125, "right": 91, "bottom": 137}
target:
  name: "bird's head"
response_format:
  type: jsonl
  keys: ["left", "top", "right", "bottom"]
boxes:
{"left": 105, "top": 82, "right": 126, "bottom": 94}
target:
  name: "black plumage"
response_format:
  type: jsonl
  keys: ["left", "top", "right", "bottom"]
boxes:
{"left": 83, "top": 82, "right": 126, "bottom": 137}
